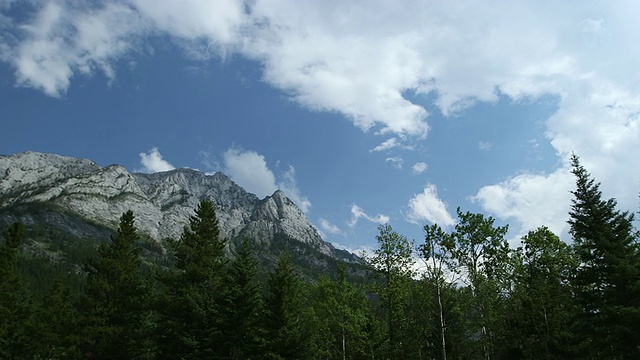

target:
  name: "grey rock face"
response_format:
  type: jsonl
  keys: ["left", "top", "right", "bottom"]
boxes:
{"left": 0, "top": 151, "right": 340, "bottom": 258}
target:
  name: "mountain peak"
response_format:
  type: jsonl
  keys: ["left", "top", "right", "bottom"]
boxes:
{"left": 0, "top": 151, "right": 346, "bottom": 260}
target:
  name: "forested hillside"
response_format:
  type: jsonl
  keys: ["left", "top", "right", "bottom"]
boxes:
{"left": 1, "top": 155, "right": 639, "bottom": 359}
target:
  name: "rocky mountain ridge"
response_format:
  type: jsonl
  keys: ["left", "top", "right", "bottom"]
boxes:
{"left": 0, "top": 151, "right": 348, "bottom": 261}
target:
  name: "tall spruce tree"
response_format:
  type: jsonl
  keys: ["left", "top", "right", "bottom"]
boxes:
{"left": 221, "top": 238, "right": 265, "bottom": 359}
{"left": 264, "top": 252, "right": 309, "bottom": 359}
{"left": 568, "top": 154, "right": 640, "bottom": 358}
{"left": 157, "top": 199, "right": 227, "bottom": 359}
{"left": 80, "top": 210, "right": 151, "bottom": 359}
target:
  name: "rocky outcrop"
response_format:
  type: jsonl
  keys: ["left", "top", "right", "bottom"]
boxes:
{"left": 0, "top": 151, "right": 342, "bottom": 259}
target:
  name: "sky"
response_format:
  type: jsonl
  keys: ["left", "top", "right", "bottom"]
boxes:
{"left": 1, "top": 1, "right": 639, "bottom": 254}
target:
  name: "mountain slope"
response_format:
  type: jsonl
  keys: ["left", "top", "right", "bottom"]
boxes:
{"left": 0, "top": 151, "right": 357, "bottom": 267}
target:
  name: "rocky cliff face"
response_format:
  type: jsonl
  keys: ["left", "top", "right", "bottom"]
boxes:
{"left": 0, "top": 151, "right": 339, "bottom": 259}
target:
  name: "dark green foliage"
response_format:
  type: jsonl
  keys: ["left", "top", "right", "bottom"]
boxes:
{"left": 221, "top": 238, "right": 265, "bottom": 359}
{"left": 0, "top": 222, "right": 32, "bottom": 359}
{"left": 309, "top": 265, "right": 372, "bottom": 360}
{"left": 156, "top": 199, "right": 228, "bottom": 359}
{"left": 506, "top": 227, "right": 578, "bottom": 359}
{"left": 30, "top": 278, "right": 82, "bottom": 358}
{"left": 3, "top": 160, "right": 640, "bottom": 359}
{"left": 445, "top": 209, "right": 511, "bottom": 360}
{"left": 80, "top": 210, "right": 152, "bottom": 359}
{"left": 264, "top": 252, "right": 310, "bottom": 359}
{"left": 568, "top": 155, "right": 640, "bottom": 359}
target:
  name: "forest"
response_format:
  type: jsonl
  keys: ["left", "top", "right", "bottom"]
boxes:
{"left": 1, "top": 154, "right": 639, "bottom": 360}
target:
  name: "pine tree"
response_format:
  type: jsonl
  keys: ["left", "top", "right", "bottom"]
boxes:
{"left": 156, "top": 199, "right": 227, "bottom": 359}
{"left": 264, "top": 252, "right": 309, "bottom": 359}
{"left": 80, "top": 210, "right": 152, "bottom": 359}
{"left": 33, "top": 278, "right": 82, "bottom": 359}
{"left": 221, "top": 238, "right": 265, "bottom": 359}
{"left": 568, "top": 154, "right": 640, "bottom": 358}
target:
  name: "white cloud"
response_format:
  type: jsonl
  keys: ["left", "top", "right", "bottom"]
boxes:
{"left": 4, "top": 1, "right": 640, "bottom": 239}
{"left": 278, "top": 165, "right": 311, "bottom": 213}
{"left": 581, "top": 18, "right": 603, "bottom": 33}
{"left": 139, "top": 147, "right": 175, "bottom": 173}
{"left": 411, "top": 162, "right": 428, "bottom": 174}
{"left": 473, "top": 169, "right": 574, "bottom": 243}
{"left": 478, "top": 141, "right": 493, "bottom": 151}
{"left": 222, "top": 147, "right": 312, "bottom": 212}
{"left": 406, "top": 183, "right": 455, "bottom": 227}
{"left": 349, "top": 204, "right": 389, "bottom": 227}
{"left": 222, "top": 147, "right": 278, "bottom": 199}
{"left": 385, "top": 157, "right": 403, "bottom": 169}
{"left": 13, "top": 2, "right": 144, "bottom": 97}
{"left": 318, "top": 218, "right": 343, "bottom": 237}
{"left": 370, "top": 137, "right": 399, "bottom": 152}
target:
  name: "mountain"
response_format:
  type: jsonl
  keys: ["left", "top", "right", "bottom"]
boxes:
{"left": 0, "top": 151, "right": 360, "bottom": 275}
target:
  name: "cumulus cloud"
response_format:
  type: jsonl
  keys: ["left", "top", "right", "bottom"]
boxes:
{"left": 406, "top": 183, "right": 455, "bottom": 227}
{"left": 473, "top": 169, "right": 574, "bottom": 240}
{"left": 411, "top": 162, "right": 428, "bottom": 174}
{"left": 222, "top": 148, "right": 278, "bottom": 199}
{"left": 349, "top": 204, "right": 390, "bottom": 227}
{"left": 139, "top": 147, "right": 175, "bottom": 173}
{"left": 222, "top": 147, "right": 312, "bottom": 212}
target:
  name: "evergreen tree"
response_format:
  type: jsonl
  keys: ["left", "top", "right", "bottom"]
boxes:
{"left": 80, "top": 210, "right": 152, "bottom": 359}
{"left": 0, "top": 222, "right": 31, "bottom": 359}
{"left": 221, "top": 238, "right": 265, "bottom": 359}
{"left": 264, "top": 252, "right": 309, "bottom": 359}
{"left": 32, "top": 278, "right": 82, "bottom": 359}
{"left": 568, "top": 154, "right": 640, "bottom": 358}
{"left": 156, "top": 199, "right": 227, "bottom": 359}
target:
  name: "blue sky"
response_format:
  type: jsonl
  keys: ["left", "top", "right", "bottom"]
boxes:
{"left": 1, "top": 1, "right": 639, "bottom": 253}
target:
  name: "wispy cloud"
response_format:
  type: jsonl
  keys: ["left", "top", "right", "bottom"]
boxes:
{"left": 278, "top": 165, "right": 311, "bottom": 213}
{"left": 411, "top": 162, "right": 428, "bottom": 174}
{"left": 478, "top": 141, "right": 493, "bottom": 151}
{"left": 385, "top": 157, "right": 403, "bottom": 169}
{"left": 349, "top": 204, "right": 389, "bottom": 227}
{"left": 139, "top": 147, "right": 175, "bottom": 173}
{"left": 370, "top": 137, "right": 399, "bottom": 152}
{"left": 317, "top": 218, "right": 343, "bottom": 239}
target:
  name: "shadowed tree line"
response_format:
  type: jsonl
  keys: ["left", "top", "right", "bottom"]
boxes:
{"left": 1, "top": 155, "right": 639, "bottom": 359}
